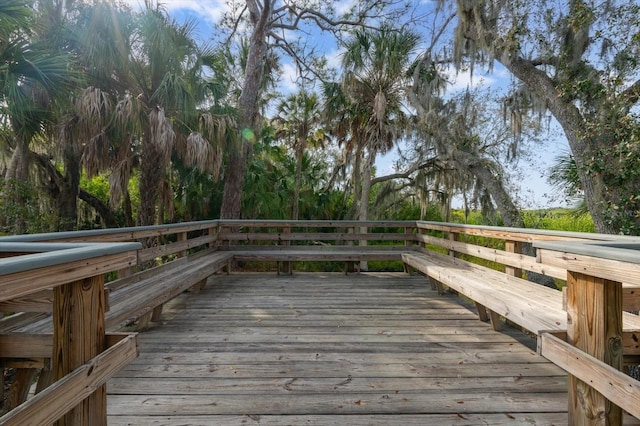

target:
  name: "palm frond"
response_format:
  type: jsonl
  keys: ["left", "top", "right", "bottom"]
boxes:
{"left": 0, "top": 1, "right": 32, "bottom": 40}
{"left": 149, "top": 106, "right": 175, "bottom": 165}
{"left": 108, "top": 141, "right": 133, "bottom": 208}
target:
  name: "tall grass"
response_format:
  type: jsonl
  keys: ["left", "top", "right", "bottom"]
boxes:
{"left": 523, "top": 209, "right": 595, "bottom": 233}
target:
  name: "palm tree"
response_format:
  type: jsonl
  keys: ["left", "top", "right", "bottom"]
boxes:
{"left": 273, "top": 90, "right": 328, "bottom": 219}
{"left": 323, "top": 25, "right": 418, "bottom": 268}
{"left": 0, "top": 0, "right": 75, "bottom": 232}
{"left": 74, "top": 2, "right": 229, "bottom": 227}
{"left": 327, "top": 25, "right": 419, "bottom": 222}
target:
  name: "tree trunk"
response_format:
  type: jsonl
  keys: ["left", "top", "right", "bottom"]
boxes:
{"left": 500, "top": 56, "right": 615, "bottom": 233}
{"left": 32, "top": 152, "right": 120, "bottom": 229}
{"left": 78, "top": 189, "right": 119, "bottom": 228}
{"left": 358, "top": 150, "right": 375, "bottom": 272}
{"left": 56, "top": 146, "right": 81, "bottom": 231}
{"left": 220, "top": 143, "right": 246, "bottom": 219}
{"left": 220, "top": 0, "right": 271, "bottom": 219}
{"left": 138, "top": 124, "right": 163, "bottom": 226}
{"left": 347, "top": 143, "right": 364, "bottom": 220}
{"left": 465, "top": 156, "right": 556, "bottom": 288}
{"left": 123, "top": 191, "right": 134, "bottom": 227}
{"left": 466, "top": 163, "right": 523, "bottom": 228}
{"left": 292, "top": 137, "right": 304, "bottom": 220}
{"left": 4, "top": 137, "right": 31, "bottom": 233}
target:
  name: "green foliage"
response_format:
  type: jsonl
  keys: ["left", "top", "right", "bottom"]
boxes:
{"left": 582, "top": 114, "right": 640, "bottom": 234}
{"left": 81, "top": 174, "right": 109, "bottom": 202}
{"left": 241, "top": 127, "right": 349, "bottom": 220}
{"left": 0, "top": 179, "right": 56, "bottom": 234}
{"left": 173, "top": 160, "right": 223, "bottom": 221}
{"left": 523, "top": 209, "right": 595, "bottom": 233}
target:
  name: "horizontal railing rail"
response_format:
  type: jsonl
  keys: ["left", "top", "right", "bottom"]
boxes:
{"left": 0, "top": 219, "right": 638, "bottom": 424}
{"left": 0, "top": 241, "right": 140, "bottom": 425}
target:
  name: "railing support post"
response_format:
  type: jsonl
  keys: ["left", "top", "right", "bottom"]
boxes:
{"left": 566, "top": 271, "right": 623, "bottom": 425}
{"left": 279, "top": 226, "right": 292, "bottom": 276}
{"left": 177, "top": 231, "right": 188, "bottom": 258}
{"left": 53, "top": 274, "right": 107, "bottom": 426}
{"left": 448, "top": 232, "right": 459, "bottom": 258}
{"left": 504, "top": 240, "right": 523, "bottom": 278}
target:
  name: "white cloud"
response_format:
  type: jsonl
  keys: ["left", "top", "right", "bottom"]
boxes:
{"left": 164, "top": 0, "right": 226, "bottom": 23}
{"left": 118, "top": 0, "right": 226, "bottom": 24}
{"left": 441, "top": 66, "right": 496, "bottom": 91}
{"left": 324, "top": 48, "right": 345, "bottom": 70}
{"left": 335, "top": 0, "right": 357, "bottom": 16}
{"left": 279, "top": 63, "right": 299, "bottom": 93}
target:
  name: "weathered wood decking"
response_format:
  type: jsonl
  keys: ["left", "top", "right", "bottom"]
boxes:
{"left": 107, "top": 272, "right": 569, "bottom": 425}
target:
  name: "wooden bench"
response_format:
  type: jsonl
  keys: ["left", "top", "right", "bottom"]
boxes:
{"left": 8, "top": 249, "right": 234, "bottom": 334}
{"left": 402, "top": 250, "right": 640, "bottom": 362}
{"left": 106, "top": 249, "right": 234, "bottom": 329}
{"left": 0, "top": 248, "right": 233, "bottom": 413}
{"left": 402, "top": 250, "right": 568, "bottom": 335}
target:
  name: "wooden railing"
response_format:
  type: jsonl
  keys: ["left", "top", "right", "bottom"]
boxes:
{"left": 0, "top": 220, "right": 639, "bottom": 425}
{"left": 0, "top": 241, "right": 140, "bottom": 426}
{"left": 535, "top": 240, "right": 640, "bottom": 424}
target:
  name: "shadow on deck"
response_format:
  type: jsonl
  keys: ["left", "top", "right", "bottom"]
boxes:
{"left": 107, "top": 272, "right": 568, "bottom": 425}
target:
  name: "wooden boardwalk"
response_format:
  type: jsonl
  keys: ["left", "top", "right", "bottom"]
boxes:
{"left": 107, "top": 272, "right": 568, "bottom": 425}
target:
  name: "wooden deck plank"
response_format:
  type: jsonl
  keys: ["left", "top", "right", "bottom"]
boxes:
{"left": 107, "top": 272, "right": 569, "bottom": 424}
{"left": 106, "top": 413, "right": 570, "bottom": 425}
{"left": 108, "top": 376, "right": 567, "bottom": 394}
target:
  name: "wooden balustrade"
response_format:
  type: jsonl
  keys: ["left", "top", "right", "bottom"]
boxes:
{"left": 0, "top": 242, "right": 140, "bottom": 425}
{"left": 1, "top": 220, "right": 639, "bottom": 424}
{"left": 536, "top": 241, "right": 640, "bottom": 424}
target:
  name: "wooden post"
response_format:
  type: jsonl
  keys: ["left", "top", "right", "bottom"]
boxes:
{"left": 346, "top": 226, "right": 355, "bottom": 274}
{"left": 177, "top": 231, "right": 188, "bottom": 258}
{"left": 53, "top": 274, "right": 107, "bottom": 426}
{"left": 403, "top": 226, "right": 413, "bottom": 273}
{"left": 279, "top": 226, "right": 292, "bottom": 276}
{"left": 475, "top": 302, "right": 489, "bottom": 322}
{"left": 151, "top": 305, "right": 164, "bottom": 321}
{"left": 566, "top": 271, "right": 623, "bottom": 425}
{"left": 116, "top": 266, "right": 133, "bottom": 279}
{"left": 5, "top": 368, "right": 37, "bottom": 411}
{"left": 448, "top": 232, "right": 459, "bottom": 258}
{"left": 359, "top": 223, "right": 368, "bottom": 272}
{"left": 207, "top": 225, "right": 218, "bottom": 248}
{"left": 505, "top": 240, "right": 523, "bottom": 278}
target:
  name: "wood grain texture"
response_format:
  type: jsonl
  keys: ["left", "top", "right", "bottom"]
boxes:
{"left": 53, "top": 275, "right": 107, "bottom": 426}
{"left": 0, "top": 334, "right": 137, "bottom": 426}
{"left": 566, "top": 271, "right": 623, "bottom": 425}
{"left": 541, "top": 333, "right": 640, "bottom": 421}
{"left": 402, "top": 252, "right": 568, "bottom": 335}
{"left": 107, "top": 272, "right": 570, "bottom": 424}
{"left": 415, "top": 233, "right": 566, "bottom": 279}
{"left": 0, "top": 251, "right": 136, "bottom": 302}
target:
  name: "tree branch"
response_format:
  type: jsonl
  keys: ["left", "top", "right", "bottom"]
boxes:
{"left": 224, "top": 3, "right": 248, "bottom": 45}
{"left": 271, "top": 5, "right": 381, "bottom": 32}
{"left": 31, "top": 152, "right": 120, "bottom": 228}
{"left": 620, "top": 78, "right": 640, "bottom": 107}
{"left": 268, "top": 31, "right": 328, "bottom": 84}
{"left": 371, "top": 157, "right": 443, "bottom": 185}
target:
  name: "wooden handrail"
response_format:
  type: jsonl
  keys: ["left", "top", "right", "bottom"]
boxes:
{"left": 1, "top": 220, "right": 639, "bottom": 425}
{"left": 534, "top": 240, "right": 640, "bottom": 424}
{"left": 0, "top": 241, "right": 141, "bottom": 425}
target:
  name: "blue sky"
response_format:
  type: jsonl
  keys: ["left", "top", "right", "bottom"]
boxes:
{"left": 120, "top": 0, "right": 567, "bottom": 209}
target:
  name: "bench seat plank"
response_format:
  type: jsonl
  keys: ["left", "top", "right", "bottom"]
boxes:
{"left": 403, "top": 252, "right": 640, "bottom": 336}
{"left": 402, "top": 252, "right": 567, "bottom": 335}
{"left": 105, "top": 251, "right": 233, "bottom": 329}
{"left": 8, "top": 251, "right": 234, "bottom": 334}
